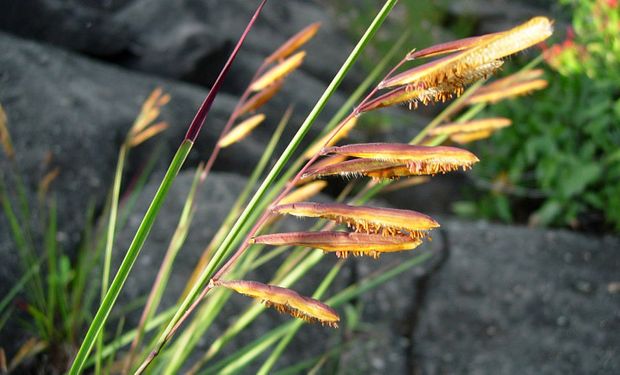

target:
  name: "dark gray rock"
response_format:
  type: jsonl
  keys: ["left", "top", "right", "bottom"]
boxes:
{"left": 412, "top": 219, "right": 620, "bottom": 375}
{"left": 0, "top": 0, "right": 358, "bottom": 99}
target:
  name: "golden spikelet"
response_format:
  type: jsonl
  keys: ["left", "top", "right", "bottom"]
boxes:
{"left": 449, "top": 130, "right": 495, "bottom": 144}
{"left": 237, "top": 80, "right": 284, "bottom": 116}
{"left": 406, "top": 32, "right": 504, "bottom": 60}
{"left": 304, "top": 158, "right": 410, "bottom": 181}
{"left": 363, "top": 60, "right": 503, "bottom": 111}
{"left": 272, "top": 202, "right": 439, "bottom": 238}
{"left": 304, "top": 116, "right": 359, "bottom": 158}
{"left": 218, "top": 113, "right": 266, "bottom": 148}
{"left": 324, "top": 143, "right": 480, "bottom": 175}
{"left": 429, "top": 118, "right": 512, "bottom": 136}
{"left": 0, "top": 104, "right": 14, "bottom": 159}
{"left": 251, "top": 231, "right": 423, "bottom": 259}
{"left": 213, "top": 279, "right": 339, "bottom": 327}
{"left": 467, "top": 79, "right": 548, "bottom": 104}
{"left": 279, "top": 181, "right": 328, "bottom": 205}
{"left": 250, "top": 51, "right": 306, "bottom": 92}
{"left": 265, "top": 23, "right": 321, "bottom": 64}
{"left": 379, "top": 17, "right": 552, "bottom": 90}
{"left": 128, "top": 121, "right": 169, "bottom": 147}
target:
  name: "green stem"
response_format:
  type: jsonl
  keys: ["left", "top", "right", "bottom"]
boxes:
{"left": 95, "top": 143, "right": 127, "bottom": 374}
{"left": 151, "top": 0, "right": 398, "bottom": 362}
{"left": 68, "top": 140, "right": 193, "bottom": 375}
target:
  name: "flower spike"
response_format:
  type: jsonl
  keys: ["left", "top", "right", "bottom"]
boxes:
{"left": 251, "top": 231, "right": 424, "bottom": 259}
{"left": 272, "top": 202, "right": 439, "bottom": 238}
{"left": 250, "top": 51, "right": 306, "bottom": 92}
{"left": 265, "top": 22, "right": 321, "bottom": 64}
{"left": 218, "top": 113, "right": 266, "bottom": 148}
{"left": 213, "top": 279, "right": 339, "bottom": 327}
{"left": 324, "top": 143, "right": 480, "bottom": 175}
{"left": 379, "top": 17, "right": 553, "bottom": 89}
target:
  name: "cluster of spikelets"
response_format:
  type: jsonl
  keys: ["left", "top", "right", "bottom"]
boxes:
{"left": 212, "top": 17, "right": 552, "bottom": 328}
{"left": 217, "top": 23, "right": 320, "bottom": 148}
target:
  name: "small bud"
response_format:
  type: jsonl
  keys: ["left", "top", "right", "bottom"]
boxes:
{"left": 265, "top": 23, "right": 321, "bottom": 64}
{"left": 250, "top": 52, "right": 306, "bottom": 92}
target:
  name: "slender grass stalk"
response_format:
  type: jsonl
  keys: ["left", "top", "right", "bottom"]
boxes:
{"left": 143, "top": 2, "right": 399, "bottom": 369}
{"left": 68, "top": 141, "right": 192, "bottom": 374}
{"left": 44, "top": 198, "right": 58, "bottom": 339}
{"left": 123, "top": 164, "right": 203, "bottom": 373}
{"left": 69, "top": 2, "right": 266, "bottom": 371}
{"left": 95, "top": 143, "right": 127, "bottom": 375}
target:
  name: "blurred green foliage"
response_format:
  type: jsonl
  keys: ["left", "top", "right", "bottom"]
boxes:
{"left": 458, "top": 0, "right": 620, "bottom": 231}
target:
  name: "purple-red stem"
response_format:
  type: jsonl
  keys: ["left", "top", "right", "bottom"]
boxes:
{"left": 184, "top": 0, "right": 268, "bottom": 143}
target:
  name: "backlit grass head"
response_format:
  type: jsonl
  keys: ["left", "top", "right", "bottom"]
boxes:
{"left": 272, "top": 202, "right": 439, "bottom": 238}
{"left": 322, "top": 143, "right": 479, "bottom": 175}
{"left": 251, "top": 231, "right": 424, "bottom": 259}
{"left": 213, "top": 279, "right": 339, "bottom": 327}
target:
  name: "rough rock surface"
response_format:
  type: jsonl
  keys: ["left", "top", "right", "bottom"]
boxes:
{"left": 352, "top": 218, "right": 620, "bottom": 375}
{"left": 0, "top": 0, "right": 354, "bottom": 112}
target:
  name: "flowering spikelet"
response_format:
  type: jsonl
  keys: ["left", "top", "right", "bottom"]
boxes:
{"left": 279, "top": 181, "right": 328, "bottom": 205}
{"left": 251, "top": 231, "right": 423, "bottom": 259}
{"left": 429, "top": 118, "right": 512, "bottom": 136}
{"left": 379, "top": 17, "right": 553, "bottom": 89}
{"left": 323, "top": 143, "right": 480, "bottom": 175}
{"left": 304, "top": 158, "right": 416, "bottom": 180}
{"left": 272, "top": 202, "right": 439, "bottom": 238}
{"left": 449, "top": 130, "right": 494, "bottom": 144}
{"left": 213, "top": 279, "right": 339, "bottom": 327}
{"left": 467, "top": 79, "right": 548, "bottom": 104}
{"left": 218, "top": 113, "right": 266, "bottom": 148}
{"left": 128, "top": 88, "right": 170, "bottom": 147}
{"left": 237, "top": 80, "right": 284, "bottom": 116}
{"left": 250, "top": 51, "right": 306, "bottom": 92}
{"left": 265, "top": 23, "right": 321, "bottom": 64}
{"left": 303, "top": 116, "right": 358, "bottom": 158}
{"left": 362, "top": 60, "right": 503, "bottom": 111}
{"left": 406, "top": 32, "right": 505, "bottom": 60}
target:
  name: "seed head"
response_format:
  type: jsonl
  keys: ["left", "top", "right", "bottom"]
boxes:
{"left": 272, "top": 202, "right": 439, "bottom": 238}
{"left": 251, "top": 231, "right": 424, "bottom": 259}
{"left": 324, "top": 143, "right": 480, "bottom": 175}
{"left": 429, "top": 118, "right": 512, "bottom": 136}
{"left": 250, "top": 51, "right": 306, "bottom": 92}
{"left": 265, "top": 23, "right": 321, "bottom": 64}
{"left": 237, "top": 80, "right": 284, "bottom": 116}
{"left": 303, "top": 116, "right": 358, "bottom": 158}
{"left": 214, "top": 279, "right": 339, "bottom": 327}
{"left": 467, "top": 79, "right": 548, "bottom": 104}
{"left": 218, "top": 113, "right": 266, "bottom": 148}
{"left": 380, "top": 17, "right": 553, "bottom": 90}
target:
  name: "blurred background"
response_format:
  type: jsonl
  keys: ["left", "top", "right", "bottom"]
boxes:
{"left": 0, "top": 0, "right": 618, "bottom": 373}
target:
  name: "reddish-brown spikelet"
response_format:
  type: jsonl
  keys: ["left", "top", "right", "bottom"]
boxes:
{"left": 429, "top": 117, "right": 512, "bottom": 136}
{"left": 250, "top": 51, "right": 306, "bottom": 92}
{"left": 272, "top": 202, "right": 439, "bottom": 238}
{"left": 251, "top": 231, "right": 424, "bottom": 259}
{"left": 213, "top": 279, "right": 339, "bottom": 327}
{"left": 324, "top": 143, "right": 480, "bottom": 175}
{"left": 379, "top": 17, "right": 553, "bottom": 89}
{"left": 304, "top": 158, "right": 407, "bottom": 180}
{"left": 236, "top": 80, "right": 284, "bottom": 116}
{"left": 362, "top": 60, "right": 503, "bottom": 111}
{"left": 265, "top": 22, "right": 321, "bottom": 64}
{"left": 406, "top": 32, "right": 504, "bottom": 60}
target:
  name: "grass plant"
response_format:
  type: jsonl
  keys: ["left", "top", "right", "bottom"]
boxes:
{"left": 0, "top": 1, "right": 554, "bottom": 373}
